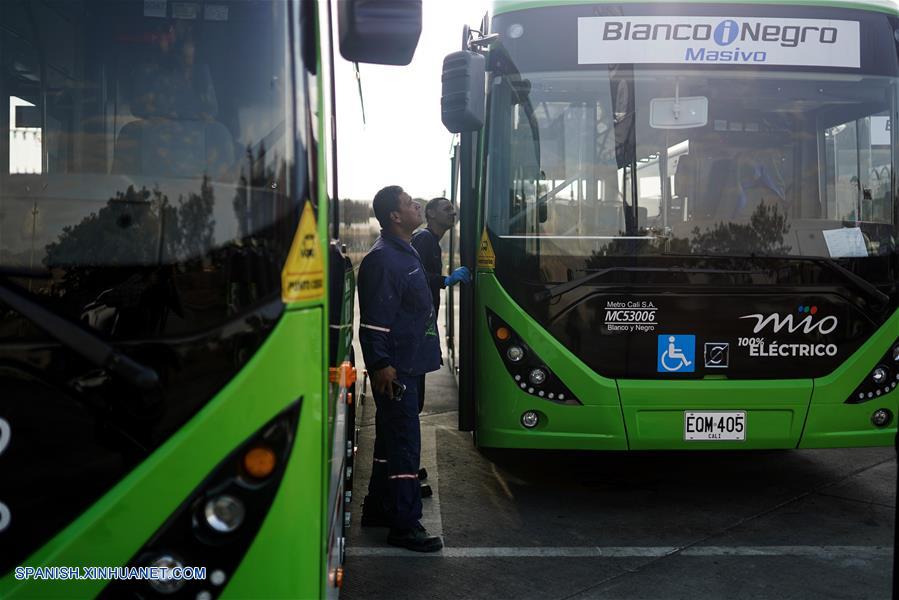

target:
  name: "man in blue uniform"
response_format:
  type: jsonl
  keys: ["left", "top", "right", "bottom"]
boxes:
{"left": 358, "top": 185, "right": 443, "bottom": 552}
{"left": 411, "top": 197, "right": 470, "bottom": 410}
{"left": 412, "top": 197, "right": 470, "bottom": 333}
{"left": 409, "top": 197, "right": 469, "bottom": 496}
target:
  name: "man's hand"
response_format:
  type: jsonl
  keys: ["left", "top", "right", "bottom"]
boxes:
{"left": 370, "top": 365, "right": 397, "bottom": 396}
{"left": 444, "top": 266, "right": 471, "bottom": 287}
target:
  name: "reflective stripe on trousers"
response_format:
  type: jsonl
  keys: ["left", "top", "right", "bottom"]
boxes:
{"left": 367, "top": 375, "right": 422, "bottom": 528}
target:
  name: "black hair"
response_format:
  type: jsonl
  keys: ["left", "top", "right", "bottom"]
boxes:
{"left": 372, "top": 185, "right": 404, "bottom": 228}
{"left": 425, "top": 196, "right": 450, "bottom": 219}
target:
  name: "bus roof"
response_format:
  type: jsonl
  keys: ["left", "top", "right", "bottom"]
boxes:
{"left": 492, "top": 0, "right": 899, "bottom": 17}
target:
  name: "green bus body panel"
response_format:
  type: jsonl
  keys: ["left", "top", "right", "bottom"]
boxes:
{"left": 0, "top": 308, "right": 325, "bottom": 599}
{"left": 800, "top": 308, "right": 899, "bottom": 448}
{"left": 618, "top": 379, "right": 811, "bottom": 450}
{"left": 476, "top": 274, "right": 629, "bottom": 450}
{"left": 475, "top": 274, "right": 898, "bottom": 450}
{"left": 492, "top": 0, "right": 899, "bottom": 17}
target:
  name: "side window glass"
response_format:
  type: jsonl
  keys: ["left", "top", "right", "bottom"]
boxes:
{"left": 824, "top": 113, "right": 892, "bottom": 223}
{"left": 866, "top": 113, "right": 892, "bottom": 223}
{"left": 509, "top": 102, "right": 541, "bottom": 237}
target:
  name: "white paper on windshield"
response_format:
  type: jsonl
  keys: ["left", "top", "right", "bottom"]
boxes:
{"left": 144, "top": 0, "right": 166, "bottom": 18}
{"left": 823, "top": 227, "right": 868, "bottom": 258}
{"left": 172, "top": 2, "right": 198, "bottom": 19}
{"left": 204, "top": 4, "right": 229, "bottom": 21}
{"left": 578, "top": 17, "right": 860, "bottom": 68}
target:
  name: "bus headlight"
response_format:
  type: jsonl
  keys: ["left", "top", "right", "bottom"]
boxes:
{"left": 101, "top": 403, "right": 300, "bottom": 599}
{"left": 846, "top": 339, "right": 899, "bottom": 404}
{"left": 529, "top": 368, "right": 547, "bottom": 385}
{"left": 507, "top": 346, "right": 525, "bottom": 362}
{"left": 147, "top": 555, "right": 185, "bottom": 594}
{"left": 872, "top": 408, "right": 892, "bottom": 427}
{"left": 204, "top": 495, "right": 245, "bottom": 533}
{"left": 521, "top": 411, "right": 539, "bottom": 428}
{"left": 488, "top": 309, "right": 580, "bottom": 406}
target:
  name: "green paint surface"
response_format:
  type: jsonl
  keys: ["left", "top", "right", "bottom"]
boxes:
{"left": 0, "top": 309, "right": 327, "bottom": 599}
{"left": 477, "top": 275, "right": 629, "bottom": 450}
{"left": 474, "top": 274, "right": 897, "bottom": 450}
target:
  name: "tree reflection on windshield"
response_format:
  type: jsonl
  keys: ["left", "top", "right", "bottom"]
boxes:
{"left": 586, "top": 204, "right": 792, "bottom": 259}
{"left": 688, "top": 204, "right": 792, "bottom": 256}
{"left": 40, "top": 178, "right": 217, "bottom": 337}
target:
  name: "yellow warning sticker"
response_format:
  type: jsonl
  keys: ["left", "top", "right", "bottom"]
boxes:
{"left": 282, "top": 201, "right": 324, "bottom": 302}
{"left": 477, "top": 227, "right": 495, "bottom": 270}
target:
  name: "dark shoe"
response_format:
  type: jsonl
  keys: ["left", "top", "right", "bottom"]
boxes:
{"left": 420, "top": 483, "right": 432, "bottom": 498}
{"left": 418, "top": 467, "right": 428, "bottom": 481}
{"left": 387, "top": 523, "right": 443, "bottom": 552}
{"left": 360, "top": 498, "right": 390, "bottom": 528}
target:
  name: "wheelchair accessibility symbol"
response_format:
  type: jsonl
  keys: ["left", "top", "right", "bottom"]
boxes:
{"left": 658, "top": 334, "right": 695, "bottom": 373}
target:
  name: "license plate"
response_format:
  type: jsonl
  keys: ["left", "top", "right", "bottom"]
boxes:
{"left": 684, "top": 411, "right": 746, "bottom": 441}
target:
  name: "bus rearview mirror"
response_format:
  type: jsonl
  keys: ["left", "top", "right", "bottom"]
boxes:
{"left": 441, "top": 51, "right": 486, "bottom": 133}
{"left": 650, "top": 96, "right": 708, "bottom": 129}
{"left": 338, "top": 0, "right": 422, "bottom": 66}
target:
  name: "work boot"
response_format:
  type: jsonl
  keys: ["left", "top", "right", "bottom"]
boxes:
{"left": 387, "top": 523, "right": 443, "bottom": 552}
{"left": 420, "top": 483, "right": 432, "bottom": 498}
{"left": 418, "top": 467, "right": 428, "bottom": 481}
{"left": 360, "top": 497, "right": 390, "bottom": 528}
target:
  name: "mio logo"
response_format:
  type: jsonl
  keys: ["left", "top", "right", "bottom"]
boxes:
{"left": 740, "top": 305, "right": 838, "bottom": 335}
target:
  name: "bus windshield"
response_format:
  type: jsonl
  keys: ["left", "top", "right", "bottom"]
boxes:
{"left": 1, "top": 0, "right": 300, "bottom": 340}
{"left": 487, "top": 66, "right": 898, "bottom": 272}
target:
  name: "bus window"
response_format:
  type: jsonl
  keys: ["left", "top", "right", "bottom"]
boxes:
{"left": 824, "top": 113, "right": 892, "bottom": 224}
{"left": 824, "top": 118, "right": 861, "bottom": 221}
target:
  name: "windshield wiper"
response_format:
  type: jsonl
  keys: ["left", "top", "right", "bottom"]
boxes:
{"left": 656, "top": 253, "right": 890, "bottom": 308}
{"left": 0, "top": 273, "right": 159, "bottom": 390}
{"left": 535, "top": 266, "right": 761, "bottom": 302}
{"left": 796, "top": 256, "right": 889, "bottom": 308}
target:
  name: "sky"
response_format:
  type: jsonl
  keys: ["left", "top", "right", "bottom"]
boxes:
{"left": 334, "top": 0, "right": 491, "bottom": 202}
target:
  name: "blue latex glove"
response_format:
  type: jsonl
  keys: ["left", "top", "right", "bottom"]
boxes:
{"left": 444, "top": 266, "right": 471, "bottom": 287}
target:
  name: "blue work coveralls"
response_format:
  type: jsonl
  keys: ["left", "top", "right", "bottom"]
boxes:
{"left": 410, "top": 227, "right": 446, "bottom": 412}
{"left": 358, "top": 232, "right": 441, "bottom": 528}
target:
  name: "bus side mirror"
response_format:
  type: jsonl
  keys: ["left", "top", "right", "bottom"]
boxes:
{"left": 338, "top": 0, "right": 422, "bottom": 66}
{"left": 441, "top": 51, "right": 485, "bottom": 133}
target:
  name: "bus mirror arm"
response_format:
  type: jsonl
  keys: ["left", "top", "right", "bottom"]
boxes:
{"left": 468, "top": 33, "right": 500, "bottom": 51}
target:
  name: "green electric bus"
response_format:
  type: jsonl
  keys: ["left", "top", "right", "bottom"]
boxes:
{"left": 441, "top": 0, "right": 899, "bottom": 450}
{"left": 0, "top": 0, "right": 419, "bottom": 597}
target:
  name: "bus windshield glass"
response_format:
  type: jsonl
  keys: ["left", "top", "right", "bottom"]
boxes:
{"left": 0, "top": 0, "right": 300, "bottom": 340}
{"left": 485, "top": 5, "right": 899, "bottom": 284}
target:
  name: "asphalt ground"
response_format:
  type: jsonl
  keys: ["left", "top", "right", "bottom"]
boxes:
{"left": 344, "top": 341, "right": 897, "bottom": 600}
